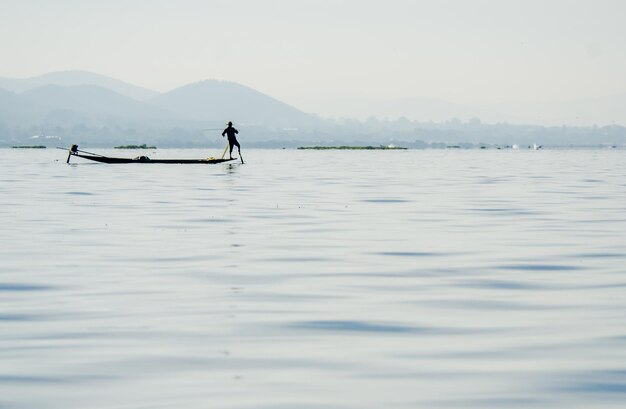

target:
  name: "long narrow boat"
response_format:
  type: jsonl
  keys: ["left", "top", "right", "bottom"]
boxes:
{"left": 62, "top": 145, "right": 240, "bottom": 164}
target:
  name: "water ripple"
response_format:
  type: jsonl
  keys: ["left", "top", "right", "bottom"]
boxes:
{"left": 291, "top": 320, "right": 443, "bottom": 334}
{"left": 2, "top": 148, "right": 625, "bottom": 409}
{"left": 456, "top": 279, "right": 549, "bottom": 290}
{"left": 0, "top": 314, "right": 41, "bottom": 321}
{"left": 555, "top": 370, "right": 626, "bottom": 395}
{"left": 0, "top": 283, "right": 53, "bottom": 292}
{"left": 497, "top": 264, "right": 583, "bottom": 271}
{"left": 64, "top": 191, "right": 94, "bottom": 196}
{"left": 376, "top": 251, "right": 440, "bottom": 257}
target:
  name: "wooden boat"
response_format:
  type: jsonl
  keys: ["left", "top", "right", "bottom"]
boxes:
{"left": 63, "top": 145, "right": 240, "bottom": 164}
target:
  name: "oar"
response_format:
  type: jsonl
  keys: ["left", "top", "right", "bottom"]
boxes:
{"left": 57, "top": 146, "right": 77, "bottom": 163}
{"left": 56, "top": 146, "right": 106, "bottom": 157}
{"left": 239, "top": 150, "right": 244, "bottom": 164}
{"left": 220, "top": 142, "right": 230, "bottom": 160}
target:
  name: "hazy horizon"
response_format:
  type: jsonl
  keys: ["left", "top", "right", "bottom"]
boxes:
{"left": 1, "top": 0, "right": 625, "bottom": 124}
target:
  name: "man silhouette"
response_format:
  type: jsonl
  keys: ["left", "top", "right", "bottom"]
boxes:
{"left": 221, "top": 121, "right": 241, "bottom": 160}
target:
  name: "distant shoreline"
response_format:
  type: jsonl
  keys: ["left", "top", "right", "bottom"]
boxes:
{"left": 298, "top": 145, "right": 408, "bottom": 150}
{"left": 12, "top": 145, "right": 46, "bottom": 149}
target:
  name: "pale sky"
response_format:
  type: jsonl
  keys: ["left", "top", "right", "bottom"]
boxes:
{"left": 1, "top": 0, "right": 625, "bottom": 118}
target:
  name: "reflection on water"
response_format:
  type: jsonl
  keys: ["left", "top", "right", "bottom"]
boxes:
{"left": 1, "top": 148, "right": 625, "bottom": 408}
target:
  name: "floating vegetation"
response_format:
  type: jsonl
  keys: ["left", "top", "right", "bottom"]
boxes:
{"left": 114, "top": 144, "right": 156, "bottom": 149}
{"left": 298, "top": 145, "right": 407, "bottom": 150}
{"left": 12, "top": 145, "right": 47, "bottom": 149}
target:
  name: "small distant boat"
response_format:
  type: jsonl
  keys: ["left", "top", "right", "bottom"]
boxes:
{"left": 61, "top": 145, "right": 240, "bottom": 164}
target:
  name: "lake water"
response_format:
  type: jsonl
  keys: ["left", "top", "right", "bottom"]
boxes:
{"left": 1, "top": 148, "right": 625, "bottom": 408}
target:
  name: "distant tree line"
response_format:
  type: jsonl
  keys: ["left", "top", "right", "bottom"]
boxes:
{"left": 1, "top": 117, "right": 625, "bottom": 148}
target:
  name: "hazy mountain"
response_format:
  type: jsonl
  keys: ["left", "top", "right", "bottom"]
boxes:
{"left": 21, "top": 84, "right": 179, "bottom": 124}
{"left": 0, "top": 70, "right": 158, "bottom": 101}
{"left": 151, "top": 80, "right": 323, "bottom": 128}
{"left": 1, "top": 70, "right": 624, "bottom": 147}
{"left": 0, "top": 87, "right": 46, "bottom": 125}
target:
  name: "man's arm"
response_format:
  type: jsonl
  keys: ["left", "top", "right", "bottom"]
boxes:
{"left": 222, "top": 129, "right": 226, "bottom": 137}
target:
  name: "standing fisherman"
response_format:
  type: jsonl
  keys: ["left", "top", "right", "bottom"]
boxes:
{"left": 221, "top": 121, "right": 241, "bottom": 160}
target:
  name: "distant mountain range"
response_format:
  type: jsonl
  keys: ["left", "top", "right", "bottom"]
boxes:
{"left": 0, "top": 70, "right": 157, "bottom": 101}
{"left": 0, "top": 70, "right": 624, "bottom": 147}
{"left": 0, "top": 70, "right": 322, "bottom": 130}
{"left": 151, "top": 80, "right": 322, "bottom": 128}
{"left": 23, "top": 84, "right": 175, "bottom": 123}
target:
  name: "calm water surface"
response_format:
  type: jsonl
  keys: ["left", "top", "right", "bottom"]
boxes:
{"left": 1, "top": 148, "right": 625, "bottom": 408}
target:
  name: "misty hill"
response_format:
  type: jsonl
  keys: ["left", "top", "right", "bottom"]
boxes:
{"left": 150, "top": 80, "right": 323, "bottom": 128}
{"left": 0, "top": 87, "right": 46, "bottom": 125}
{"left": 1, "top": 70, "right": 625, "bottom": 147}
{"left": 21, "top": 85, "right": 180, "bottom": 125}
{"left": 0, "top": 70, "right": 158, "bottom": 101}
